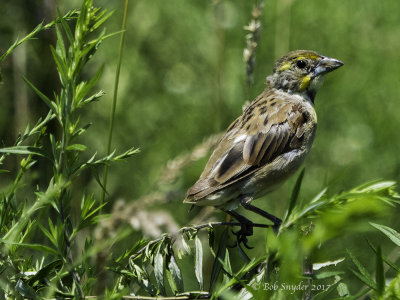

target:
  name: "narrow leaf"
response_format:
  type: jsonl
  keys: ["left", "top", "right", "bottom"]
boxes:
{"left": 367, "top": 239, "right": 400, "bottom": 272}
{"left": 27, "top": 259, "right": 62, "bottom": 285}
{"left": 315, "top": 271, "right": 344, "bottom": 279}
{"left": 59, "top": 10, "right": 74, "bottom": 44}
{"left": 166, "top": 270, "right": 178, "bottom": 294}
{"left": 55, "top": 23, "right": 66, "bottom": 60}
{"left": 154, "top": 251, "right": 166, "bottom": 295}
{"left": 370, "top": 222, "right": 400, "bottom": 246}
{"left": 209, "top": 229, "right": 227, "bottom": 292}
{"left": 0, "top": 238, "right": 58, "bottom": 256}
{"left": 39, "top": 223, "right": 58, "bottom": 248}
{"left": 92, "top": 10, "right": 114, "bottom": 30}
{"left": 24, "top": 77, "right": 58, "bottom": 114}
{"left": 337, "top": 282, "right": 350, "bottom": 297}
{"left": 375, "top": 246, "right": 385, "bottom": 296}
{"left": 49, "top": 45, "right": 68, "bottom": 84}
{"left": 16, "top": 279, "right": 38, "bottom": 300}
{"left": 221, "top": 248, "right": 233, "bottom": 285}
{"left": 284, "top": 168, "right": 305, "bottom": 221}
{"left": 195, "top": 235, "right": 204, "bottom": 290}
{"left": 66, "top": 144, "right": 87, "bottom": 151}
{"left": 168, "top": 252, "right": 184, "bottom": 293}
{"left": 237, "top": 242, "right": 251, "bottom": 263}
{"left": 0, "top": 146, "right": 49, "bottom": 158}
{"left": 76, "top": 65, "right": 104, "bottom": 104}
{"left": 347, "top": 249, "right": 376, "bottom": 289}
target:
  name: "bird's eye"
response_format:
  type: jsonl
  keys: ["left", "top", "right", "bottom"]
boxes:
{"left": 296, "top": 60, "right": 307, "bottom": 69}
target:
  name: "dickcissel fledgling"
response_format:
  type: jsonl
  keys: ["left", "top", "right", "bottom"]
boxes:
{"left": 184, "top": 50, "right": 343, "bottom": 247}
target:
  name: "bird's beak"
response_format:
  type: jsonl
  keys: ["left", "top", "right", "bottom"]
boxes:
{"left": 314, "top": 57, "right": 344, "bottom": 76}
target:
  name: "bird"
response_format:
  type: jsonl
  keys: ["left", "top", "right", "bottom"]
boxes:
{"left": 183, "top": 50, "right": 343, "bottom": 247}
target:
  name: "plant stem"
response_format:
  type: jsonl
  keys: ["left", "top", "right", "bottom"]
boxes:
{"left": 101, "top": 0, "right": 129, "bottom": 208}
{"left": 49, "top": 292, "right": 211, "bottom": 300}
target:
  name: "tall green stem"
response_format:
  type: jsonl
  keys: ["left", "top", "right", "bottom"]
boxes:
{"left": 101, "top": 0, "right": 129, "bottom": 207}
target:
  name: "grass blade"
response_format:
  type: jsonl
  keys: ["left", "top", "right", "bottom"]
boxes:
{"left": 375, "top": 246, "right": 385, "bottom": 296}
{"left": 100, "top": 0, "right": 129, "bottom": 208}
{"left": 284, "top": 168, "right": 305, "bottom": 222}
{"left": 0, "top": 146, "right": 50, "bottom": 160}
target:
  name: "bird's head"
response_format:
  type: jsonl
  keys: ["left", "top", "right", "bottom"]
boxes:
{"left": 266, "top": 50, "right": 343, "bottom": 101}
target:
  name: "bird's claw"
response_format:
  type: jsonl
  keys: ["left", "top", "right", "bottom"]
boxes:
{"left": 231, "top": 222, "right": 254, "bottom": 249}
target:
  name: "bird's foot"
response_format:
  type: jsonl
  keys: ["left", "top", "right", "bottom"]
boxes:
{"left": 272, "top": 218, "right": 282, "bottom": 234}
{"left": 231, "top": 221, "right": 254, "bottom": 249}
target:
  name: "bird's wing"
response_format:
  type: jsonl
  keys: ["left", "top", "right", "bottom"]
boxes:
{"left": 185, "top": 93, "right": 309, "bottom": 202}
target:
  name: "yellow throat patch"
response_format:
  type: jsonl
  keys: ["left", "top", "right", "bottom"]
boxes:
{"left": 300, "top": 75, "right": 311, "bottom": 90}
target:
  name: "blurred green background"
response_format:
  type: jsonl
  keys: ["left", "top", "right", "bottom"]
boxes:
{"left": 1, "top": 0, "right": 400, "bottom": 294}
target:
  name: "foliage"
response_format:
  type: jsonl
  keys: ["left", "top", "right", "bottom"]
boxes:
{"left": 1, "top": 0, "right": 400, "bottom": 299}
{"left": 0, "top": 0, "right": 137, "bottom": 298}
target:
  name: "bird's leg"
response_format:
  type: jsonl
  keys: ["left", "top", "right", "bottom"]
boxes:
{"left": 240, "top": 198, "right": 282, "bottom": 234}
{"left": 223, "top": 209, "right": 254, "bottom": 249}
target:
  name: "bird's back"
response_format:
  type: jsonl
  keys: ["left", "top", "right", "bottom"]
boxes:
{"left": 184, "top": 88, "right": 317, "bottom": 206}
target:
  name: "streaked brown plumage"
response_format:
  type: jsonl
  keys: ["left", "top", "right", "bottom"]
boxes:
{"left": 184, "top": 50, "right": 343, "bottom": 245}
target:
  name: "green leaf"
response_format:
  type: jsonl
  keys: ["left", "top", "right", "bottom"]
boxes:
{"left": 209, "top": 229, "right": 228, "bottom": 292}
{"left": 370, "top": 222, "right": 400, "bottom": 246}
{"left": 0, "top": 238, "right": 58, "bottom": 256}
{"left": 16, "top": 279, "right": 38, "bottom": 300}
{"left": 27, "top": 259, "right": 62, "bottom": 285}
{"left": 50, "top": 45, "right": 68, "bottom": 85}
{"left": 168, "top": 252, "right": 184, "bottom": 293}
{"left": 116, "top": 239, "right": 147, "bottom": 263}
{"left": 154, "top": 251, "right": 166, "bottom": 295}
{"left": 0, "top": 146, "right": 49, "bottom": 159}
{"left": 315, "top": 271, "right": 345, "bottom": 279}
{"left": 166, "top": 270, "right": 178, "bottom": 295}
{"left": 55, "top": 23, "right": 66, "bottom": 60}
{"left": 181, "top": 235, "right": 192, "bottom": 256}
{"left": 132, "top": 265, "right": 157, "bottom": 296}
{"left": 358, "top": 181, "right": 396, "bottom": 193}
{"left": 375, "top": 246, "right": 385, "bottom": 296}
{"left": 23, "top": 76, "right": 58, "bottom": 115}
{"left": 221, "top": 248, "right": 233, "bottom": 285}
{"left": 39, "top": 223, "right": 58, "bottom": 249}
{"left": 195, "top": 235, "right": 204, "bottom": 290}
{"left": 58, "top": 9, "right": 74, "bottom": 45}
{"left": 92, "top": 10, "right": 114, "bottom": 30}
{"left": 237, "top": 242, "right": 251, "bottom": 263}
{"left": 310, "top": 187, "right": 328, "bottom": 203}
{"left": 347, "top": 249, "right": 376, "bottom": 290}
{"left": 79, "top": 90, "right": 105, "bottom": 106}
{"left": 367, "top": 239, "right": 400, "bottom": 272}
{"left": 337, "top": 282, "right": 350, "bottom": 297}
{"left": 284, "top": 168, "right": 305, "bottom": 222}
{"left": 66, "top": 144, "right": 87, "bottom": 151}
{"left": 75, "top": 65, "right": 104, "bottom": 105}
{"left": 0, "top": 22, "right": 44, "bottom": 63}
